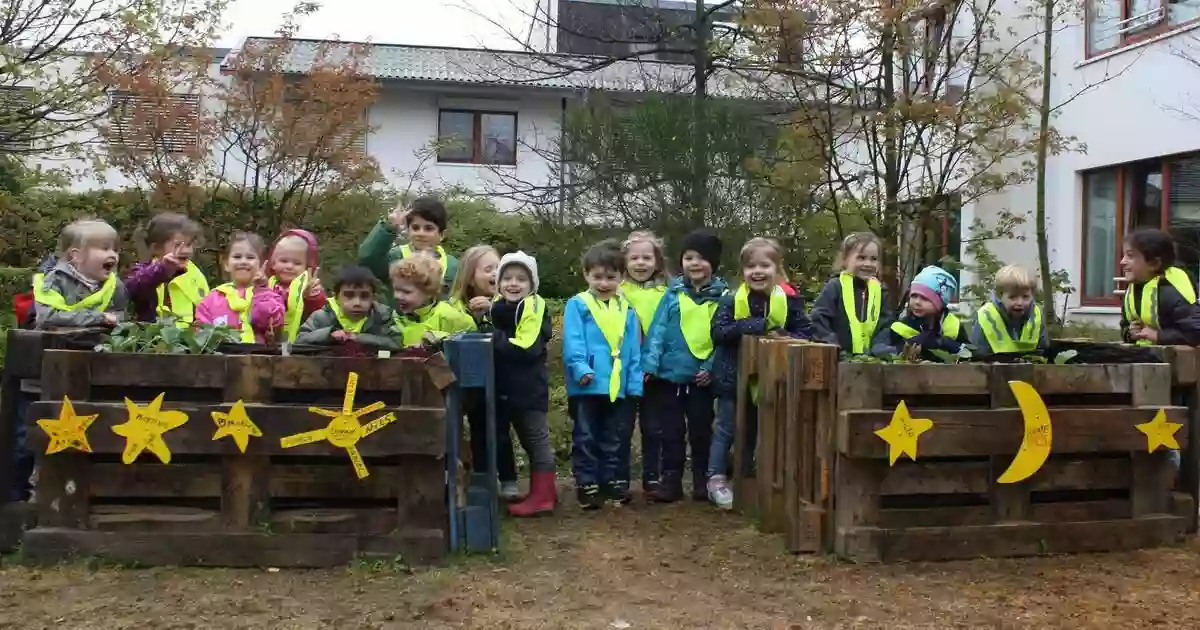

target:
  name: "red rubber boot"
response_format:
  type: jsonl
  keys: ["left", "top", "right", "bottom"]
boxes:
{"left": 508, "top": 471, "right": 557, "bottom": 517}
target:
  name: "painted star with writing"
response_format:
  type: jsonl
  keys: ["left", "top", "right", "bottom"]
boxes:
{"left": 112, "top": 393, "right": 189, "bottom": 464}
{"left": 211, "top": 400, "right": 263, "bottom": 454}
{"left": 874, "top": 400, "right": 934, "bottom": 465}
{"left": 1136, "top": 409, "right": 1183, "bottom": 453}
{"left": 37, "top": 396, "right": 97, "bottom": 455}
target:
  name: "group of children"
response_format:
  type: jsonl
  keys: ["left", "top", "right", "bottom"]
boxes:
{"left": 19, "top": 195, "right": 1200, "bottom": 514}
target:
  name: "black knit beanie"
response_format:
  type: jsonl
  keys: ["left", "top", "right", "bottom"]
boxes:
{"left": 679, "top": 229, "right": 723, "bottom": 273}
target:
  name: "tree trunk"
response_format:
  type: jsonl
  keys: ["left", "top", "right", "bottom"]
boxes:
{"left": 1035, "top": 0, "right": 1056, "bottom": 324}
{"left": 690, "top": 0, "right": 709, "bottom": 225}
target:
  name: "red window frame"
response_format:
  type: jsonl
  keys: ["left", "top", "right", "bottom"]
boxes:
{"left": 1085, "top": 0, "right": 1200, "bottom": 58}
{"left": 436, "top": 109, "right": 518, "bottom": 166}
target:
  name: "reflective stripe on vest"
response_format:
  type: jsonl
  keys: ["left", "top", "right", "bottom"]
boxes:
{"left": 156, "top": 261, "right": 209, "bottom": 326}
{"left": 578, "top": 292, "right": 628, "bottom": 402}
{"left": 394, "top": 301, "right": 447, "bottom": 346}
{"left": 977, "top": 302, "right": 1042, "bottom": 353}
{"left": 734, "top": 284, "right": 786, "bottom": 404}
{"left": 839, "top": 273, "right": 881, "bottom": 354}
{"left": 620, "top": 280, "right": 666, "bottom": 335}
{"left": 509, "top": 295, "right": 546, "bottom": 349}
{"left": 1123, "top": 267, "right": 1197, "bottom": 346}
{"left": 399, "top": 244, "right": 447, "bottom": 287}
{"left": 890, "top": 312, "right": 961, "bottom": 341}
{"left": 269, "top": 272, "right": 308, "bottom": 343}
{"left": 678, "top": 292, "right": 718, "bottom": 360}
{"left": 213, "top": 284, "right": 257, "bottom": 343}
{"left": 328, "top": 299, "right": 367, "bottom": 333}
{"left": 33, "top": 272, "right": 117, "bottom": 313}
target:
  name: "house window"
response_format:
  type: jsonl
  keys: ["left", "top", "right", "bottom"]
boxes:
{"left": 437, "top": 110, "right": 517, "bottom": 165}
{"left": 0, "top": 86, "right": 34, "bottom": 150}
{"left": 1081, "top": 152, "right": 1200, "bottom": 303}
{"left": 1087, "top": 0, "right": 1200, "bottom": 57}
{"left": 109, "top": 92, "right": 200, "bottom": 153}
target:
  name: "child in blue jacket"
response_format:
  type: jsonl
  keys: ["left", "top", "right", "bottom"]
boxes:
{"left": 563, "top": 240, "right": 644, "bottom": 509}
{"left": 642, "top": 229, "right": 727, "bottom": 502}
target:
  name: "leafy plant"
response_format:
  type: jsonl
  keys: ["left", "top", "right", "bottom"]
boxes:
{"left": 96, "top": 319, "right": 238, "bottom": 354}
{"left": 1053, "top": 349, "right": 1079, "bottom": 365}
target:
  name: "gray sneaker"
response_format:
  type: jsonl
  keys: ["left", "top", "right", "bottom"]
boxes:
{"left": 707, "top": 475, "right": 733, "bottom": 510}
{"left": 499, "top": 481, "right": 522, "bottom": 502}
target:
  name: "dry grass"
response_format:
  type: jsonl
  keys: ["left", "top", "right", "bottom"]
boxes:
{"left": 1, "top": 496, "right": 1199, "bottom": 629}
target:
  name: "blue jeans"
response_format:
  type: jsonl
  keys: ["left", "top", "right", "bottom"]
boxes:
{"left": 569, "top": 395, "right": 633, "bottom": 486}
{"left": 10, "top": 393, "right": 34, "bottom": 502}
{"left": 708, "top": 396, "right": 756, "bottom": 478}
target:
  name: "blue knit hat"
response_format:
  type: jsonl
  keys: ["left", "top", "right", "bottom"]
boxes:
{"left": 910, "top": 266, "right": 957, "bottom": 310}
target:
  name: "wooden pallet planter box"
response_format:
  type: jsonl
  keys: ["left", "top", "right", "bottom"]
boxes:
{"left": 834, "top": 361, "right": 1192, "bottom": 562}
{"left": 21, "top": 349, "right": 452, "bottom": 568}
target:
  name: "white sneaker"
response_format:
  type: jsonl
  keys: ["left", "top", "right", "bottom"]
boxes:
{"left": 707, "top": 475, "right": 733, "bottom": 510}
{"left": 499, "top": 481, "right": 522, "bottom": 501}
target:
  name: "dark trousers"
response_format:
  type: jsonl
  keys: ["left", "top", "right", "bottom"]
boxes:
{"left": 569, "top": 395, "right": 633, "bottom": 486}
{"left": 633, "top": 393, "right": 661, "bottom": 485}
{"left": 646, "top": 380, "right": 714, "bottom": 484}
{"left": 9, "top": 393, "right": 34, "bottom": 502}
{"left": 465, "top": 390, "right": 516, "bottom": 483}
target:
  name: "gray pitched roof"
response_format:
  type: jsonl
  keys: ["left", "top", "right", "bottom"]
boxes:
{"left": 223, "top": 37, "right": 779, "bottom": 100}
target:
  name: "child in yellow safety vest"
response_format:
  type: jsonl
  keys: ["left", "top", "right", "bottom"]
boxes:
{"left": 32, "top": 218, "right": 130, "bottom": 330}
{"left": 708, "top": 238, "right": 813, "bottom": 509}
{"left": 810, "top": 232, "right": 893, "bottom": 355}
{"left": 123, "top": 212, "right": 208, "bottom": 325}
{"left": 969, "top": 264, "right": 1049, "bottom": 357}
{"left": 1120, "top": 229, "right": 1200, "bottom": 346}
{"left": 194, "top": 233, "right": 285, "bottom": 343}
{"left": 618, "top": 230, "right": 668, "bottom": 500}
{"left": 642, "top": 229, "right": 727, "bottom": 503}
{"left": 390, "top": 253, "right": 475, "bottom": 348}
{"left": 358, "top": 197, "right": 460, "bottom": 303}
{"left": 296, "top": 264, "right": 401, "bottom": 352}
{"left": 448, "top": 245, "right": 501, "bottom": 328}
{"left": 491, "top": 251, "right": 557, "bottom": 517}
{"left": 562, "top": 240, "right": 644, "bottom": 510}
{"left": 871, "top": 265, "right": 967, "bottom": 359}
{"left": 264, "top": 230, "right": 327, "bottom": 343}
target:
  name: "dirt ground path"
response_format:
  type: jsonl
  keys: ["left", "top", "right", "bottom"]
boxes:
{"left": 1, "top": 500, "right": 1199, "bottom": 629}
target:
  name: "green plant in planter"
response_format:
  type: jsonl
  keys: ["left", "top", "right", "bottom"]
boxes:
{"left": 96, "top": 319, "right": 239, "bottom": 354}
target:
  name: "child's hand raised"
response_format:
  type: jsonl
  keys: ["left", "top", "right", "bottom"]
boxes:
{"left": 467, "top": 296, "right": 492, "bottom": 316}
{"left": 388, "top": 206, "right": 409, "bottom": 232}
{"left": 161, "top": 243, "right": 186, "bottom": 272}
{"left": 304, "top": 267, "right": 324, "bottom": 297}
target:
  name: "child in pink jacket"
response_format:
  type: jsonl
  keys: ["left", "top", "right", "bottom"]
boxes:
{"left": 194, "top": 232, "right": 285, "bottom": 343}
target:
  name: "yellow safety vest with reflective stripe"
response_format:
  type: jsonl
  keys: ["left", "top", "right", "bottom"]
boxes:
{"left": 269, "top": 273, "right": 309, "bottom": 343}
{"left": 734, "top": 284, "right": 788, "bottom": 404}
{"left": 395, "top": 300, "right": 477, "bottom": 346}
{"left": 620, "top": 280, "right": 666, "bottom": 335}
{"left": 891, "top": 312, "right": 962, "bottom": 341}
{"left": 213, "top": 283, "right": 257, "bottom": 343}
{"left": 327, "top": 298, "right": 367, "bottom": 334}
{"left": 840, "top": 273, "right": 880, "bottom": 354}
{"left": 508, "top": 295, "right": 546, "bottom": 349}
{"left": 678, "top": 292, "right": 719, "bottom": 360}
{"left": 977, "top": 302, "right": 1042, "bottom": 353}
{"left": 156, "top": 261, "right": 209, "bottom": 326}
{"left": 1123, "top": 267, "right": 1197, "bottom": 346}
{"left": 578, "top": 292, "right": 628, "bottom": 402}
{"left": 33, "top": 272, "right": 117, "bottom": 313}
{"left": 399, "top": 244, "right": 447, "bottom": 286}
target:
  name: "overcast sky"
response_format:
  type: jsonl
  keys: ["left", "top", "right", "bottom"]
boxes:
{"left": 218, "top": 0, "right": 537, "bottom": 49}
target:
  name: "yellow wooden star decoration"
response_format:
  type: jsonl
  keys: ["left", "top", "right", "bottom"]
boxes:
{"left": 37, "top": 396, "right": 97, "bottom": 455}
{"left": 111, "top": 393, "right": 189, "bottom": 464}
{"left": 874, "top": 400, "right": 934, "bottom": 465}
{"left": 211, "top": 400, "right": 263, "bottom": 454}
{"left": 1136, "top": 409, "right": 1182, "bottom": 453}
{"left": 279, "top": 372, "right": 395, "bottom": 479}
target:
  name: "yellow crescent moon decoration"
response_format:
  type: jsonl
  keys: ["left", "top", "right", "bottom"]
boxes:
{"left": 997, "top": 380, "right": 1052, "bottom": 484}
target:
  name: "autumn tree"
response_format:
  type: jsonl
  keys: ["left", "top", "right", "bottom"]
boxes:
{"left": 0, "top": 0, "right": 226, "bottom": 163}
{"left": 100, "top": 2, "right": 382, "bottom": 239}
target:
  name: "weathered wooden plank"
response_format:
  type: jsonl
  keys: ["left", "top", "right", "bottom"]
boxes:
{"left": 1031, "top": 364, "right": 1132, "bottom": 395}
{"left": 36, "top": 349, "right": 92, "bottom": 529}
{"left": 1131, "top": 451, "right": 1174, "bottom": 516}
{"left": 90, "top": 506, "right": 218, "bottom": 532}
{"left": 0, "top": 502, "right": 37, "bottom": 552}
{"left": 272, "top": 356, "right": 429, "bottom": 391}
{"left": 732, "top": 336, "right": 759, "bottom": 516}
{"left": 83, "top": 352, "right": 229, "bottom": 389}
{"left": 837, "top": 514, "right": 1187, "bottom": 562}
{"left": 880, "top": 460, "right": 991, "bottom": 495}
{"left": 837, "top": 363, "right": 883, "bottom": 410}
{"left": 832, "top": 457, "right": 884, "bottom": 559}
{"left": 268, "top": 464, "right": 398, "bottom": 499}
{"left": 988, "top": 366, "right": 1032, "bottom": 522}
{"left": 838, "top": 407, "right": 1190, "bottom": 459}
{"left": 1132, "top": 363, "right": 1172, "bottom": 407}
{"left": 1031, "top": 456, "right": 1132, "bottom": 491}
{"left": 4, "top": 329, "right": 47, "bottom": 379}
{"left": 221, "top": 355, "right": 273, "bottom": 530}
{"left": 26, "top": 401, "right": 446, "bottom": 457}
{"left": 271, "top": 508, "right": 397, "bottom": 536}
{"left": 90, "top": 463, "right": 222, "bottom": 498}
{"left": 879, "top": 499, "right": 1132, "bottom": 528}
{"left": 881, "top": 364, "right": 990, "bottom": 396}
{"left": 395, "top": 456, "right": 447, "bottom": 533}
{"left": 21, "top": 528, "right": 445, "bottom": 567}
{"left": 757, "top": 338, "right": 795, "bottom": 535}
